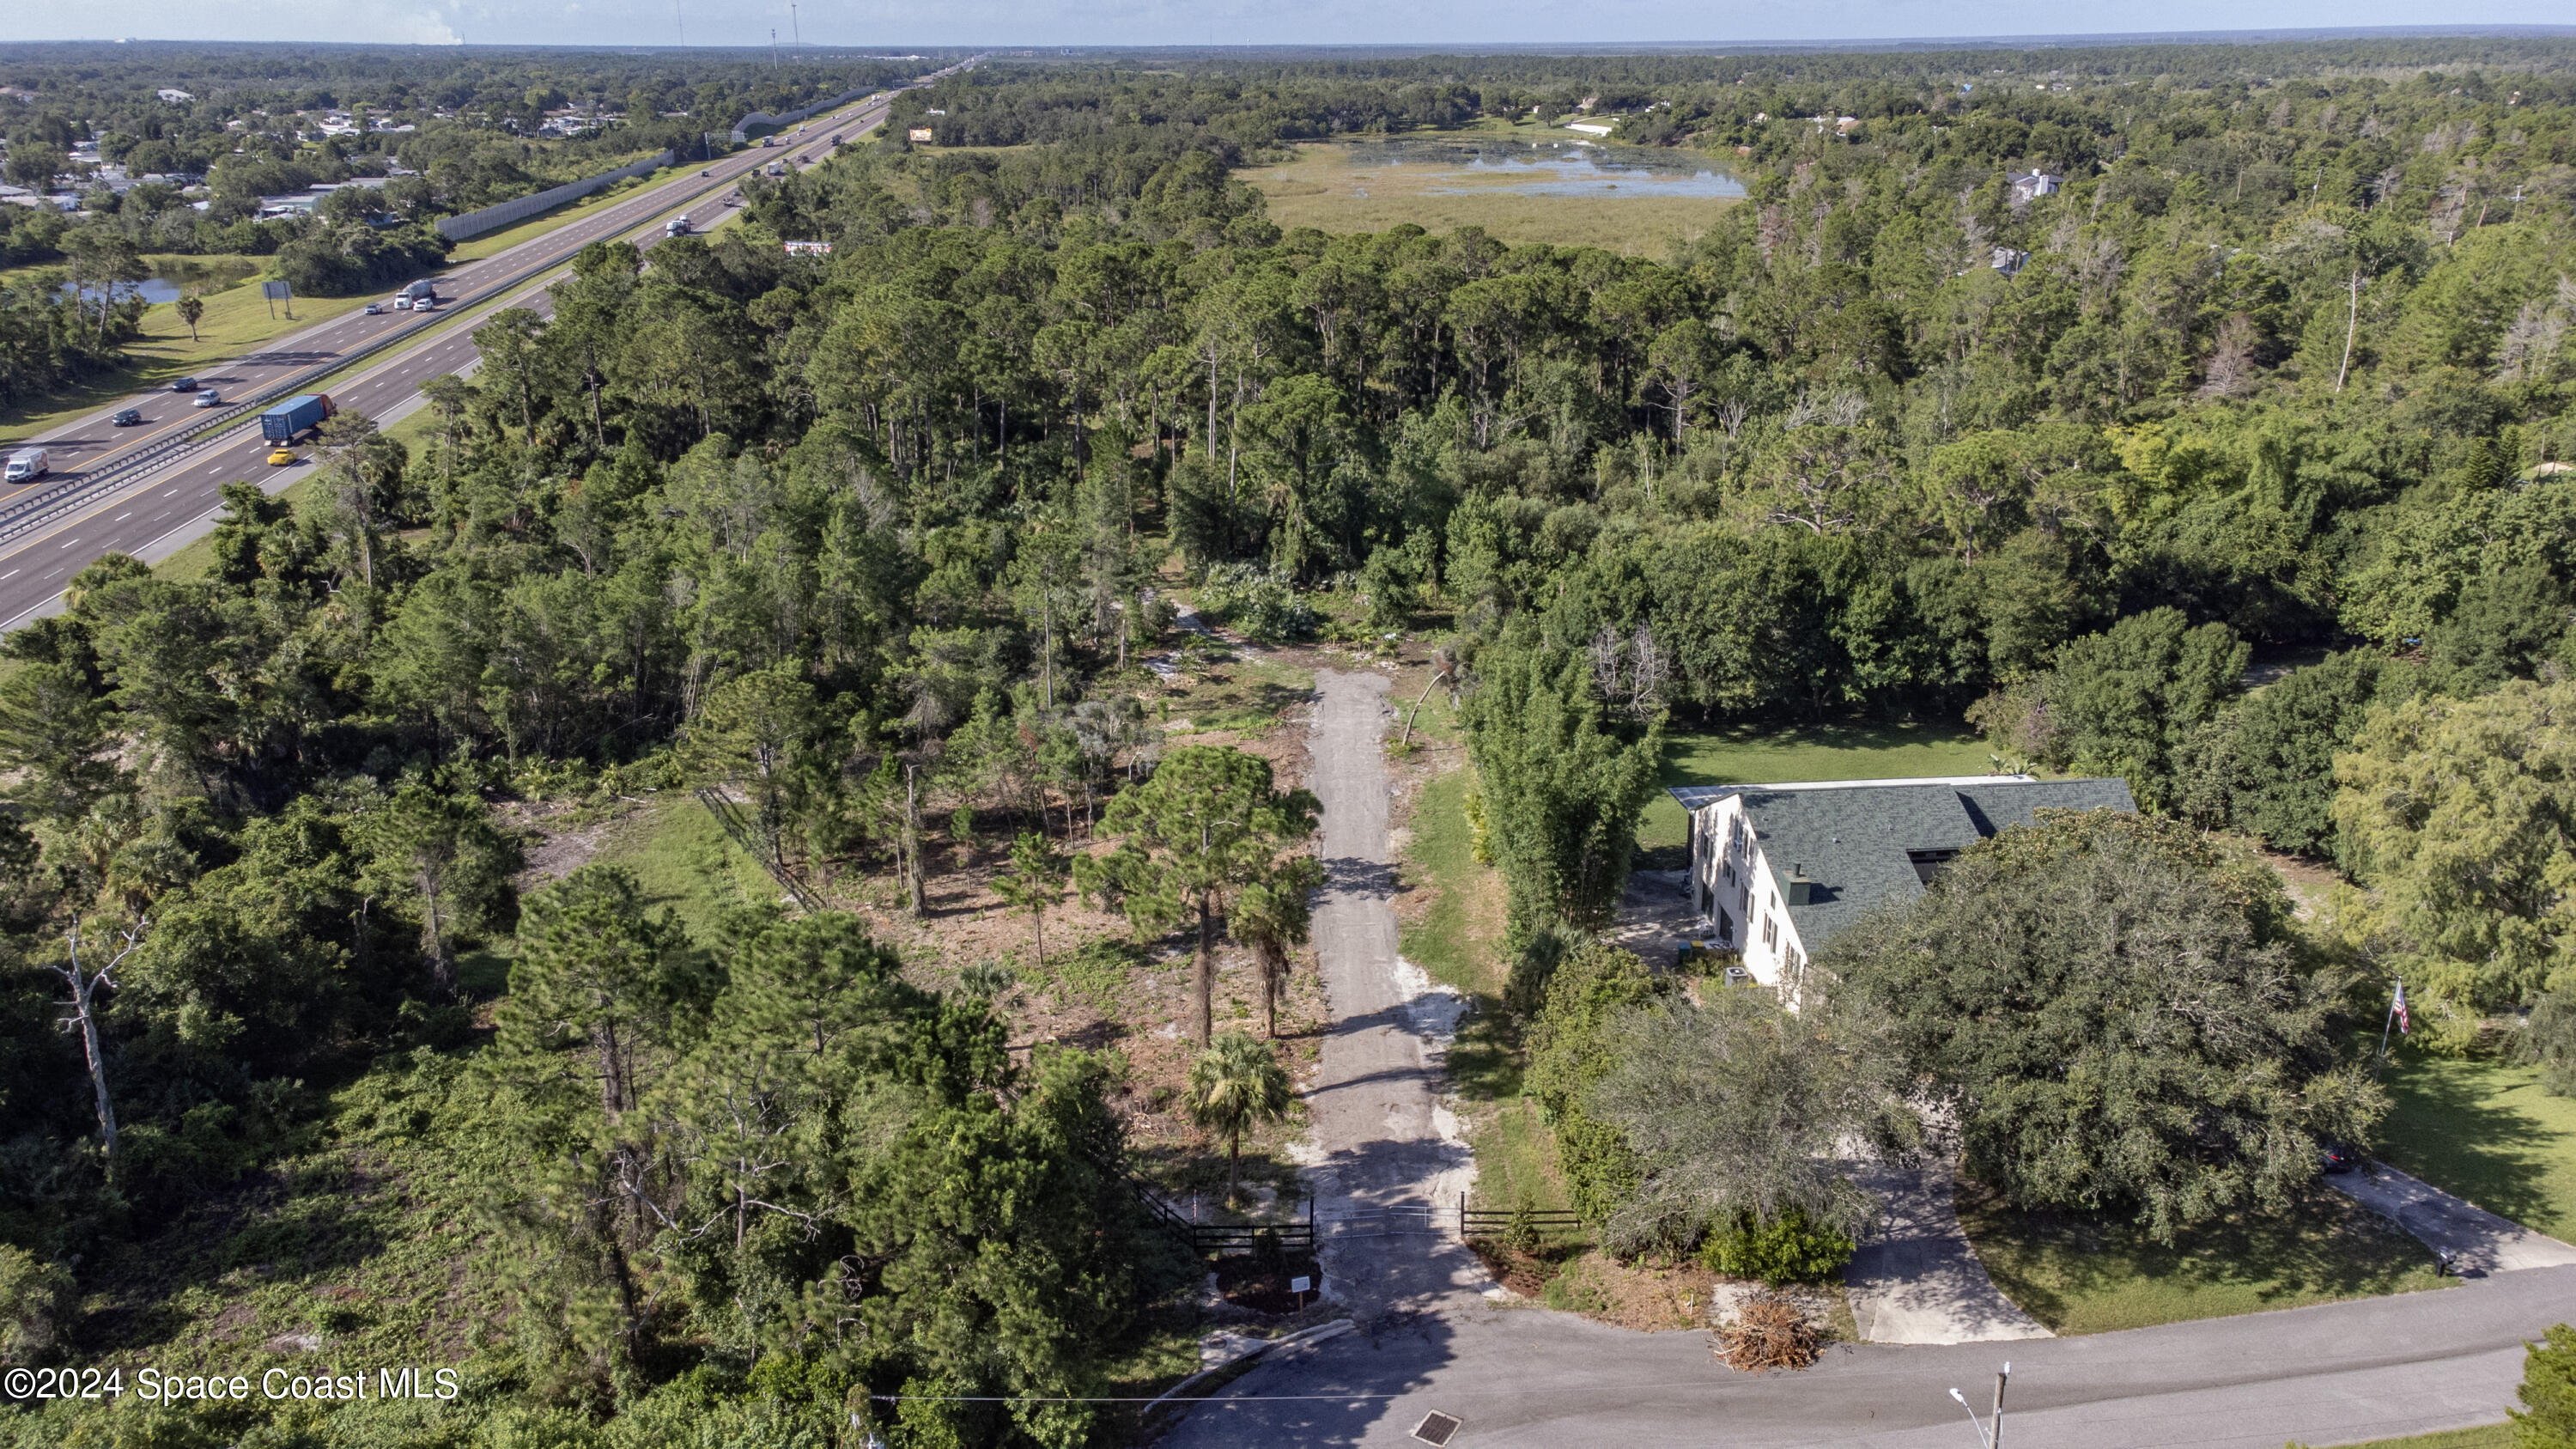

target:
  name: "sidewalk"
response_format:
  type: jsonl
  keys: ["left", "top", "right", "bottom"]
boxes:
{"left": 2330, "top": 1163, "right": 2576, "bottom": 1276}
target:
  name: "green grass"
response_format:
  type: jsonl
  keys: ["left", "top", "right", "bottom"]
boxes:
{"left": 2294, "top": 1425, "right": 2513, "bottom": 1449}
{"left": 588, "top": 791, "right": 781, "bottom": 948}
{"left": 1638, "top": 721, "right": 1996, "bottom": 853}
{"left": 2378, "top": 1050, "right": 2576, "bottom": 1242}
{"left": 1395, "top": 761, "right": 1577, "bottom": 1217}
{"left": 1238, "top": 139, "right": 1733, "bottom": 254}
{"left": 1957, "top": 1183, "right": 2451, "bottom": 1335}
{"left": 0, "top": 276, "right": 375, "bottom": 444}
{"left": 1399, "top": 768, "right": 1502, "bottom": 1000}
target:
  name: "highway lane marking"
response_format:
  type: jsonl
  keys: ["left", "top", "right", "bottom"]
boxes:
{"left": 0, "top": 571, "right": 14, "bottom": 581}
{"left": 58, "top": 539, "right": 77, "bottom": 548}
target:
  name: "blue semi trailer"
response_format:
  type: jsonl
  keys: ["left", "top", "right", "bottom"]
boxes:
{"left": 259, "top": 393, "right": 336, "bottom": 442}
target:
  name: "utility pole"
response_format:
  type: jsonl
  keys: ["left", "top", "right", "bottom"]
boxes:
{"left": 790, "top": 2, "right": 799, "bottom": 45}
{"left": 1947, "top": 1362, "right": 2010, "bottom": 1449}
{"left": 770, "top": 28, "right": 780, "bottom": 69}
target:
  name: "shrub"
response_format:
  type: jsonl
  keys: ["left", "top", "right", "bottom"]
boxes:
{"left": 0, "top": 1246, "right": 74, "bottom": 1367}
{"left": 1700, "top": 1208, "right": 1856, "bottom": 1287}
{"left": 2530, "top": 986, "right": 2576, "bottom": 1097}
{"left": 1194, "top": 563, "right": 1317, "bottom": 642}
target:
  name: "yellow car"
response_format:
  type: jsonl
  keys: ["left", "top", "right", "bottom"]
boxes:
{"left": 266, "top": 447, "right": 297, "bottom": 466}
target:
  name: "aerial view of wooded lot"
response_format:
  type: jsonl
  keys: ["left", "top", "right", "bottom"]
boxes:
{"left": 4, "top": 28, "right": 2576, "bottom": 1449}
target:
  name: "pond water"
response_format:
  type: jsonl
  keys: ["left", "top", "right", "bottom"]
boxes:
{"left": 58, "top": 277, "right": 186, "bottom": 306}
{"left": 1325, "top": 137, "right": 1745, "bottom": 200}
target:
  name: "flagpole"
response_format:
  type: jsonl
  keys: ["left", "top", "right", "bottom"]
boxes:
{"left": 2378, "top": 979, "right": 2398, "bottom": 1069}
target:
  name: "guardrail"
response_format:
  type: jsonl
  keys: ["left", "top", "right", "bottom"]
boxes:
{"left": 0, "top": 103, "right": 889, "bottom": 557}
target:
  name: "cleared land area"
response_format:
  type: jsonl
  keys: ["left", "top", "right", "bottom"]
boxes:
{"left": 1240, "top": 139, "right": 1735, "bottom": 253}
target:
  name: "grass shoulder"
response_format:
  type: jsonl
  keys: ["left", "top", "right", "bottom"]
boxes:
{"left": 0, "top": 279, "right": 374, "bottom": 445}
{"left": 1956, "top": 1178, "right": 2451, "bottom": 1335}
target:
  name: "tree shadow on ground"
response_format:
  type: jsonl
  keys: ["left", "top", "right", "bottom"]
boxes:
{"left": 2380, "top": 1053, "right": 2571, "bottom": 1234}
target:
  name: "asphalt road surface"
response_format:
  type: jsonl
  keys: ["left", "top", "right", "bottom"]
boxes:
{"left": 1168, "top": 1263, "right": 2576, "bottom": 1449}
{"left": 0, "top": 76, "right": 935, "bottom": 628}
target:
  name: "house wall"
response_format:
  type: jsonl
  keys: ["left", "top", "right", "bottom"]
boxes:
{"left": 1687, "top": 799, "right": 1809, "bottom": 995}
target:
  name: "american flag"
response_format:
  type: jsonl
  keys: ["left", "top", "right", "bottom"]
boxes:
{"left": 2393, "top": 980, "right": 2411, "bottom": 1036}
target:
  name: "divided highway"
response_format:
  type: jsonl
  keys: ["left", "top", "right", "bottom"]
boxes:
{"left": 0, "top": 70, "right": 944, "bottom": 629}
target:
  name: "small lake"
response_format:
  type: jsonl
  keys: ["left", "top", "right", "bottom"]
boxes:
{"left": 1324, "top": 137, "right": 1745, "bottom": 200}
{"left": 58, "top": 277, "right": 185, "bottom": 306}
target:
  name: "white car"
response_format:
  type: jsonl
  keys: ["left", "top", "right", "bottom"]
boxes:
{"left": 193, "top": 389, "right": 223, "bottom": 408}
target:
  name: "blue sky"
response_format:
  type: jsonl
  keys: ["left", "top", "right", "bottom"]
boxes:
{"left": 6, "top": 0, "right": 2573, "bottom": 50}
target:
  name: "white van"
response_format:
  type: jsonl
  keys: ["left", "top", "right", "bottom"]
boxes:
{"left": 3, "top": 447, "right": 49, "bottom": 484}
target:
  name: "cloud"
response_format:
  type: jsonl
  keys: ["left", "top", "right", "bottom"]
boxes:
{"left": 397, "top": 9, "right": 464, "bottom": 43}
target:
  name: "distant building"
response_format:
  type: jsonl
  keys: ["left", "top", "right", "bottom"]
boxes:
{"left": 156, "top": 88, "right": 194, "bottom": 103}
{"left": 1673, "top": 776, "right": 2136, "bottom": 1002}
{"left": 2009, "top": 169, "right": 2064, "bottom": 204}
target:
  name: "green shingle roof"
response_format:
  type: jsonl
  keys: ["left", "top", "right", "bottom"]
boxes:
{"left": 1669, "top": 776, "right": 2136, "bottom": 946}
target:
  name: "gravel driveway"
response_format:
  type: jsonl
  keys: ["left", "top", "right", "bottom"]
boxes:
{"left": 1295, "top": 667, "right": 1492, "bottom": 1316}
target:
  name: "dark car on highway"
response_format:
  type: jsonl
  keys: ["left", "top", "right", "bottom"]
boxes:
{"left": 111, "top": 408, "right": 143, "bottom": 426}
{"left": 172, "top": 376, "right": 197, "bottom": 392}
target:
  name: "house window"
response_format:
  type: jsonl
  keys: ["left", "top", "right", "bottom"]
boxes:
{"left": 1716, "top": 908, "right": 1735, "bottom": 944}
{"left": 1762, "top": 915, "right": 1776, "bottom": 947}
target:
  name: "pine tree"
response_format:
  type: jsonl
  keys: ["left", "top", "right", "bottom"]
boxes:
{"left": 1081, "top": 745, "right": 1317, "bottom": 1044}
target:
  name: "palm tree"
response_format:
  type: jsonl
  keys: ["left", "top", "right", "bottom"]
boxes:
{"left": 1185, "top": 1032, "right": 1293, "bottom": 1208}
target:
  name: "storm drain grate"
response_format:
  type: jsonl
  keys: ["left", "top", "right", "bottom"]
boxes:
{"left": 1411, "top": 1410, "right": 1464, "bottom": 1446}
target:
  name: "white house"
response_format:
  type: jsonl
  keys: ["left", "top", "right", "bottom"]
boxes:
{"left": 1672, "top": 775, "right": 2135, "bottom": 1003}
{"left": 2009, "top": 169, "right": 2064, "bottom": 204}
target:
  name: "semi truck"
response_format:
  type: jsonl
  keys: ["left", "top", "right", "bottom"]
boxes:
{"left": 395, "top": 278, "right": 437, "bottom": 310}
{"left": 259, "top": 393, "right": 337, "bottom": 443}
{"left": 666, "top": 216, "right": 691, "bottom": 237}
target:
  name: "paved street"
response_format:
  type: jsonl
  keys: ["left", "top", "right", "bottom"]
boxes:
{"left": 1169, "top": 1263, "right": 2569, "bottom": 1448}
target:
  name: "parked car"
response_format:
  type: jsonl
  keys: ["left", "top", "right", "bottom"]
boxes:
{"left": 111, "top": 407, "right": 143, "bottom": 426}
{"left": 365, "top": 302, "right": 383, "bottom": 315}
{"left": 172, "top": 376, "right": 197, "bottom": 392}
{"left": 193, "top": 389, "right": 222, "bottom": 408}
{"left": 267, "top": 447, "right": 297, "bottom": 466}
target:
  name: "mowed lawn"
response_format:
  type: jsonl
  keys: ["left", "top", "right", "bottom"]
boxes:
{"left": 0, "top": 276, "right": 375, "bottom": 443}
{"left": 1637, "top": 721, "right": 1996, "bottom": 854}
{"left": 2377, "top": 1051, "right": 2576, "bottom": 1243}
{"left": 1956, "top": 1182, "right": 2450, "bottom": 1335}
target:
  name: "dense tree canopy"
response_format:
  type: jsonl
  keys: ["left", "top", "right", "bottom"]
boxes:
{"left": 1828, "top": 811, "right": 2383, "bottom": 1240}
